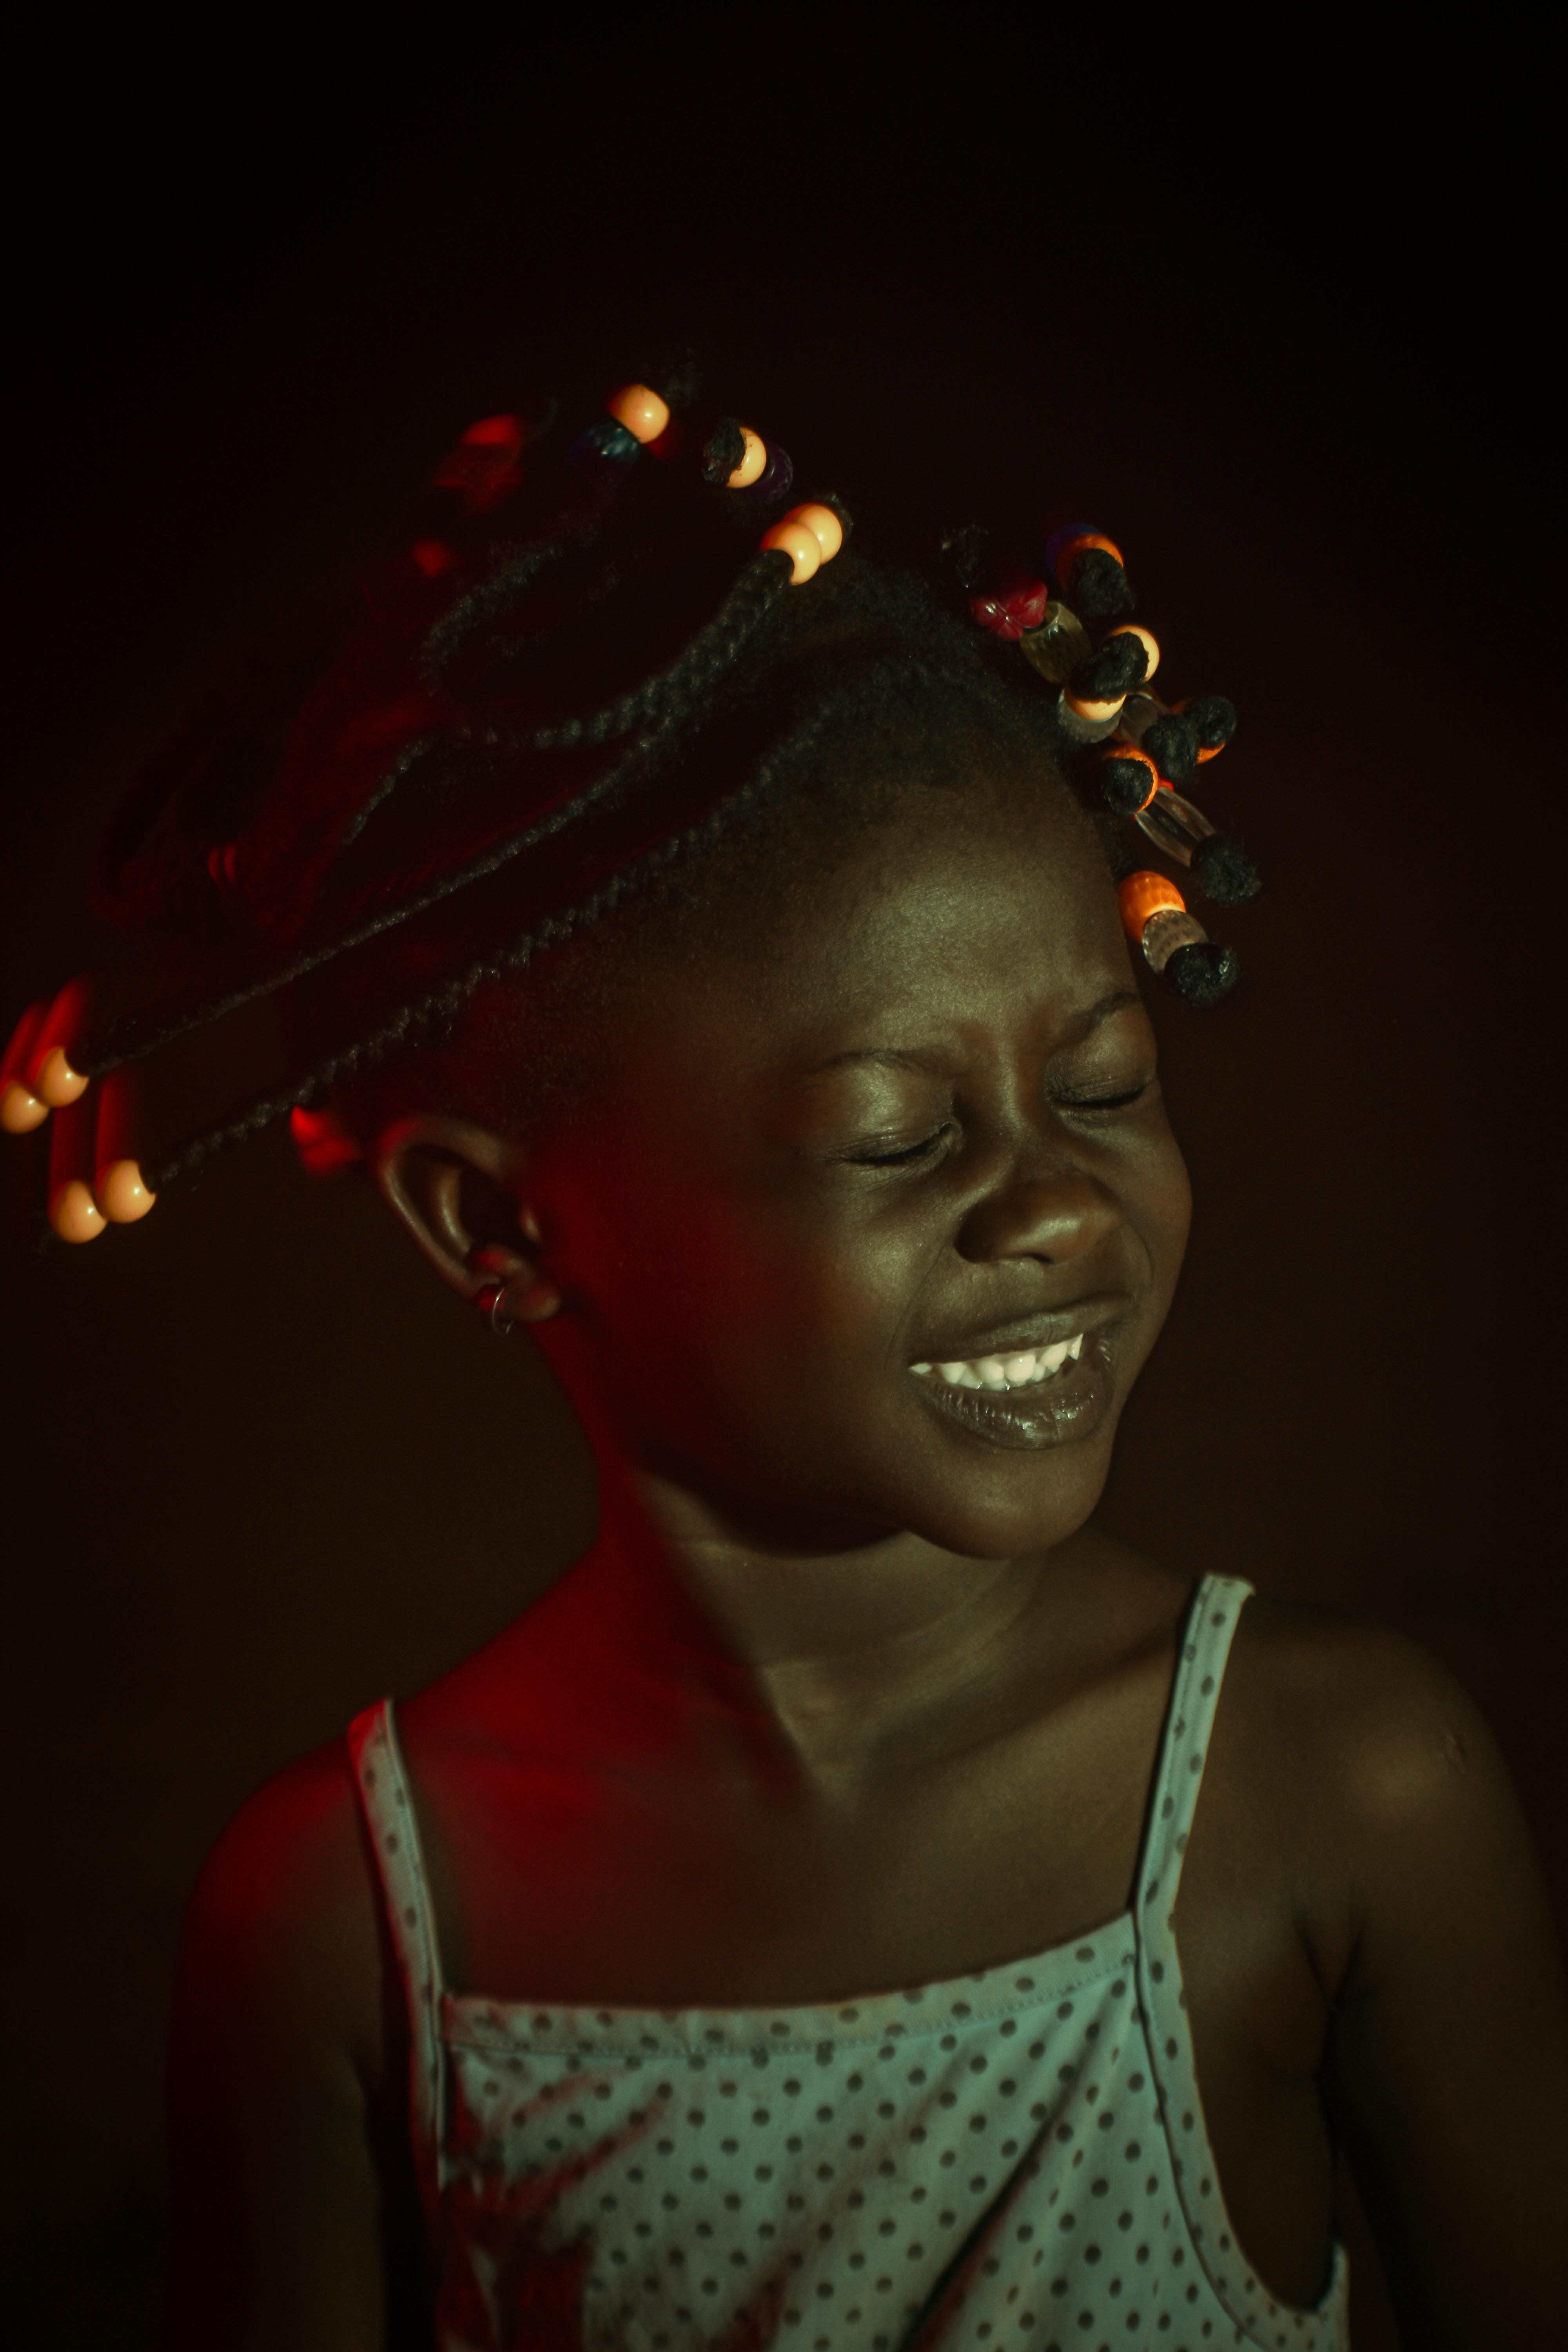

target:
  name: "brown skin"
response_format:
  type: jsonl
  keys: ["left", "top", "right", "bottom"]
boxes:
{"left": 165, "top": 792, "right": 1568, "bottom": 2350}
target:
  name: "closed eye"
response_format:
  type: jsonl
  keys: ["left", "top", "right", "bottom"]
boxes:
{"left": 1053, "top": 1083, "right": 1151, "bottom": 1112}
{"left": 850, "top": 1123, "right": 954, "bottom": 1167}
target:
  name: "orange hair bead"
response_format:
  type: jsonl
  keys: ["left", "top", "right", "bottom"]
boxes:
{"left": 1117, "top": 869, "right": 1187, "bottom": 942}
{"left": 760, "top": 518, "right": 823, "bottom": 584}
{"left": 2, "top": 997, "right": 50, "bottom": 1129}
{"left": 606, "top": 383, "right": 671, "bottom": 446}
{"left": 49, "top": 1178, "right": 106, "bottom": 1243}
{"left": 26, "top": 976, "right": 92, "bottom": 1107}
{"left": 788, "top": 502, "right": 844, "bottom": 562}
{"left": 726, "top": 426, "right": 768, "bottom": 488}
{"left": 33, "top": 1042, "right": 88, "bottom": 1107}
{"left": 1107, "top": 623, "right": 1159, "bottom": 684}
{"left": 0, "top": 1080, "right": 47, "bottom": 1133}
{"left": 1056, "top": 531, "right": 1124, "bottom": 581}
{"left": 95, "top": 1160, "right": 156, "bottom": 1223}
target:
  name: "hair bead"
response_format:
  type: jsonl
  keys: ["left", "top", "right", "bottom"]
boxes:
{"left": 726, "top": 426, "right": 768, "bottom": 489}
{"left": 0, "top": 1078, "right": 47, "bottom": 1133}
{"left": 789, "top": 502, "right": 844, "bottom": 562}
{"left": 965, "top": 569, "right": 1050, "bottom": 641}
{"left": 49, "top": 1179, "right": 107, "bottom": 1242}
{"left": 29, "top": 977, "right": 93, "bottom": 1108}
{"left": 1046, "top": 523, "right": 1120, "bottom": 579}
{"left": 1018, "top": 601, "right": 1092, "bottom": 685}
{"left": 762, "top": 504, "right": 846, "bottom": 584}
{"left": 1062, "top": 688, "right": 1130, "bottom": 728}
{"left": 567, "top": 414, "right": 642, "bottom": 472}
{"left": 1107, "top": 624, "right": 1159, "bottom": 683}
{"left": 1, "top": 998, "right": 51, "bottom": 1133}
{"left": 760, "top": 520, "right": 820, "bottom": 583}
{"left": 92, "top": 1069, "right": 156, "bottom": 1222}
{"left": 1045, "top": 527, "right": 1134, "bottom": 620}
{"left": 732, "top": 441, "right": 794, "bottom": 508}
{"left": 1117, "top": 693, "right": 1200, "bottom": 784}
{"left": 47, "top": 1092, "right": 105, "bottom": 1241}
{"left": 1132, "top": 777, "right": 1214, "bottom": 866}
{"left": 1118, "top": 868, "right": 1187, "bottom": 941}
{"left": 1174, "top": 694, "right": 1237, "bottom": 761}
{"left": 95, "top": 1160, "right": 155, "bottom": 1223}
{"left": 606, "top": 383, "right": 671, "bottom": 446}
{"left": 1098, "top": 745, "right": 1160, "bottom": 815}
{"left": 1118, "top": 870, "right": 1239, "bottom": 1003}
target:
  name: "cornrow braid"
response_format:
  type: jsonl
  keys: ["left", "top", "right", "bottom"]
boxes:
{"left": 145, "top": 697, "right": 843, "bottom": 1192}
{"left": 460, "top": 548, "right": 793, "bottom": 754}
{"left": 82, "top": 697, "right": 697, "bottom": 1082}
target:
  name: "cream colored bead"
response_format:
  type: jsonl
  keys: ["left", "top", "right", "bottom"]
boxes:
{"left": 787, "top": 502, "right": 844, "bottom": 562}
{"left": 96, "top": 1158, "right": 156, "bottom": 1223}
{"left": 761, "top": 519, "right": 822, "bottom": 583}
{"left": 726, "top": 426, "right": 767, "bottom": 488}
{"left": 34, "top": 1047, "right": 89, "bottom": 1107}
{"left": 606, "top": 383, "right": 671, "bottom": 445}
{"left": 49, "top": 1180, "right": 106, "bottom": 1243}
{"left": 1, "top": 1080, "right": 49, "bottom": 1134}
{"left": 1064, "top": 691, "right": 1129, "bottom": 724}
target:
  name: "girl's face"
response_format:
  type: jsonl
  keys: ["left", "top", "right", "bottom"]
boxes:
{"left": 524, "top": 786, "right": 1192, "bottom": 1563}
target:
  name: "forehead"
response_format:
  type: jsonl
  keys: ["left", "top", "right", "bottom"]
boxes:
{"left": 613, "top": 791, "right": 1129, "bottom": 1086}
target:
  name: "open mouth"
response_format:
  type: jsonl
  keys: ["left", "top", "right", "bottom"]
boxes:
{"left": 907, "top": 1330, "right": 1111, "bottom": 1450}
{"left": 910, "top": 1335, "right": 1085, "bottom": 1390}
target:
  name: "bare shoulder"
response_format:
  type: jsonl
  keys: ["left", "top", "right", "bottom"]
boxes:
{"left": 1217, "top": 1595, "right": 1568, "bottom": 2342}
{"left": 175, "top": 1730, "right": 387, "bottom": 2085}
{"left": 1225, "top": 1586, "right": 1503, "bottom": 1811}
{"left": 1220, "top": 1589, "right": 1562, "bottom": 1989}
{"left": 165, "top": 1735, "right": 410, "bottom": 2346}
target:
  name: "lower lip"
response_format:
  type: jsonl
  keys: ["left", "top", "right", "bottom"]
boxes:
{"left": 909, "top": 1332, "right": 1117, "bottom": 1453}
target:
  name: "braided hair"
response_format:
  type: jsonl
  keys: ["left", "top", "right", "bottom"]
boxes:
{"left": 69, "top": 359, "right": 1113, "bottom": 1198}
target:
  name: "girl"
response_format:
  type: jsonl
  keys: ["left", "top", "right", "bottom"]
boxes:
{"left": 7, "top": 364, "right": 1564, "bottom": 2351}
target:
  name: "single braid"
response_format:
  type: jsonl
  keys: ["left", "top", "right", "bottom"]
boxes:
{"left": 499, "top": 550, "right": 791, "bottom": 753}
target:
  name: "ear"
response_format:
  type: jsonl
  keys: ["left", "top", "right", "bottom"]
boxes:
{"left": 370, "top": 1112, "right": 562, "bottom": 1323}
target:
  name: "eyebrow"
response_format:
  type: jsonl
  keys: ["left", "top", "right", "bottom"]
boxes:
{"left": 801, "top": 987, "right": 1143, "bottom": 1076}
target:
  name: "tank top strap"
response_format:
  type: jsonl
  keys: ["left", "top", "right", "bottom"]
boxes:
{"left": 1133, "top": 1572, "right": 1255, "bottom": 1928}
{"left": 346, "top": 1698, "right": 448, "bottom": 2229}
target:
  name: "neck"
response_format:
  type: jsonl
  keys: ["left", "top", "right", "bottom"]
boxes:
{"left": 520, "top": 1437, "right": 1076, "bottom": 1795}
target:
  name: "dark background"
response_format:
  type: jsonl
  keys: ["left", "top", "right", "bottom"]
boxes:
{"left": 0, "top": 31, "right": 1553, "bottom": 2347}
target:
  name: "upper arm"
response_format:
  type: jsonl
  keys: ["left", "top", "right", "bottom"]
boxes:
{"left": 1314, "top": 1622, "right": 1568, "bottom": 2349}
{"left": 162, "top": 1742, "right": 416, "bottom": 2352}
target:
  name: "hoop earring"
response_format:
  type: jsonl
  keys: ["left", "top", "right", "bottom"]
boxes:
{"left": 474, "top": 1281, "right": 515, "bottom": 1338}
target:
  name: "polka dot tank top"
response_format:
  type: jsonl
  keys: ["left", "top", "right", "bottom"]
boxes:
{"left": 348, "top": 1573, "right": 1351, "bottom": 2351}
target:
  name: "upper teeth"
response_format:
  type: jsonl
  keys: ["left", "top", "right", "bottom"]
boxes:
{"left": 909, "top": 1335, "right": 1085, "bottom": 1390}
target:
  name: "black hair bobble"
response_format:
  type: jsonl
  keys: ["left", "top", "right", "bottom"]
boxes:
{"left": 1140, "top": 711, "right": 1200, "bottom": 784}
{"left": 1163, "top": 940, "right": 1240, "bottom": 1004}
{"left": 1070, "top": 633, "right": 1151, "bottom": 703}
{"left": 1181, "top": 695, "right": 1236, "bottom": 753}
{"left": 1098, "top": 752, "right": 1158, "bottom": 816}
{"left": 1190, "top": 832, "right": 1262, "bottom": 905}
{"left": 1065, "top": 545, "right": 1136, "bottom": 619}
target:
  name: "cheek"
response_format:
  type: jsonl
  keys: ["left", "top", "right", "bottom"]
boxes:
{"left": 546, "top": 1140, "right": 897, "bottom": 1382}
{"left": 1126, "top": 1130, "right": 1192, "bottom": 1319}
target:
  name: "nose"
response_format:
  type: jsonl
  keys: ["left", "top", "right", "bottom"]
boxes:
{"left": 956, "top": 1165, "right": 1123, "bottom": 1269}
